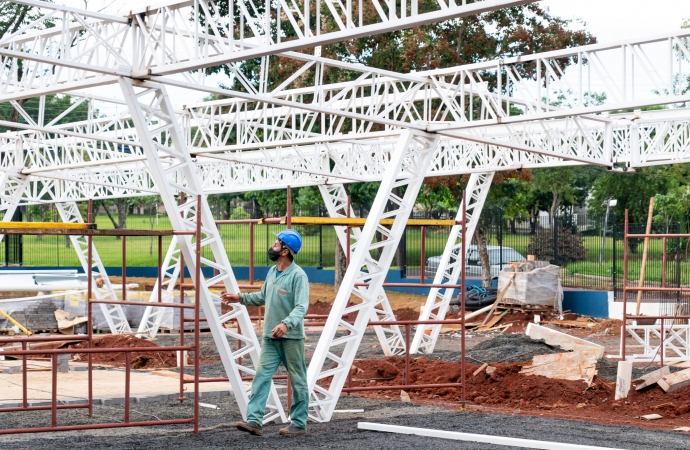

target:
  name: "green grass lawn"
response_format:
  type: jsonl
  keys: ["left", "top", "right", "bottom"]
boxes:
{"left": 8, "top": 216, "right": 688, "bottom": 288}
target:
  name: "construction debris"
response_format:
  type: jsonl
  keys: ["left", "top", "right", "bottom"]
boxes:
{"left": 473, "top": 363, "right": 488, "bottom": 376}
{"left": 400, "top": 391, "right": 411, "bottom": 403}
{"left": 615, "top": 361, "right": 633, "bottom": 400}
{"left": 467, "top": 334, "right": 566, "bottom": 364}
{"left": 638, "top": 414, "right": 663, "bottom": 421}
{"left": 635, "top": 366, "right": 671, "bottom": 391}
{"left": 658, "top": 368, "right": 690, "bottom": 393}
{"left": 541, "top": 320, "right": 597, "bottom": 329}
{"left": 526, "top": 323, "right": 605, "bottom": 358}
{"left": 519, "top": 349, "right": 598, "bottom": 384}
{"left": 54, "top": 310, "right": 88, "bottom": 334}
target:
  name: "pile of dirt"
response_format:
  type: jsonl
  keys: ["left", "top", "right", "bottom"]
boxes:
{"left": 347, "top": 356, "right": 690, "bottom": 430}
{"left": 466, "top": 334, "right": 565, "bottom": 364}
{"left": 68, "top": 335, "right": 178, "bottom": 369}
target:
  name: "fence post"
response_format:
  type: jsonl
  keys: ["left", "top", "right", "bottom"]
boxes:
{"left": 553, "top": 215, "right": 559, "bottom": 266}
{"left": 498, "top": 209, "right": 503, "bottom": 271}
{"left": 612, "top": 213, "right": 617, "bottom": 299}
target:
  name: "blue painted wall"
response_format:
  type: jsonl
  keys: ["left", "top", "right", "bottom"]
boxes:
{"left": 1, "top": 265, "right": 609, "bottom": 317}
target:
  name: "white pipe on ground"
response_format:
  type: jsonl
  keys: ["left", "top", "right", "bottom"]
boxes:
{"left": 357, "top": 423, "right": 626, "bottom": 450}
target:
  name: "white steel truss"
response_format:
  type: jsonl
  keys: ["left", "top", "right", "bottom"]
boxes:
{"left": 136, "top": 237, "right": 182, "bottom": 338}
{"left": 410, "top": 172, "right": 494, "bottom": 354}
{"left": 307, "top": 130, "right": 439, "bottom": 422}
{"left": 623, "top": 324, "right": 690, "bottom": 363}
{"left": 54, "top": 201, "right": 130, "bottom": 334}
{"left": 0, "top": 0, "right": 535, "bottom": 95}
{"left": 119, "top": 78, "right": 286, "bottom": 424}
{"left": 318, "top": 183, "right": 405, "bottom": 356}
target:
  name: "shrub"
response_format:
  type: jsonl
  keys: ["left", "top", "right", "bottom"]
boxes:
{"left": 527, "top": 228, "right": 587, "bottom": 264}
{"left": 229, "top": 206, "right": 250, "bottom": 220}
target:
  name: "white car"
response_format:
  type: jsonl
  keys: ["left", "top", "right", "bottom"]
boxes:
{"left": 424, "top": 245, "right": 526, "bottom": 279}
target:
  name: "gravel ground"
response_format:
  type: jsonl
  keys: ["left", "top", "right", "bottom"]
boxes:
{"left": 3, "top": 395, "right": 689, "bottom": 449}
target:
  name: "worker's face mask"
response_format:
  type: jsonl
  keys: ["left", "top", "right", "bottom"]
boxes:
{"left": 268, "top": 247, "right": 281, "bottom": 261}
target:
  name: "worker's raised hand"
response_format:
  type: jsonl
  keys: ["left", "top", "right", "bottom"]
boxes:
{"left": 272, "top": 323, "right": 288, "bottom": 339}
{"left": 220, "top": 292, "right": 241, "bottom": 305}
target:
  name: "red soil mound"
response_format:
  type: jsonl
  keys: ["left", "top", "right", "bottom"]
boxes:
{"left": 346, "top": 356, "right": 690, "bottom": 431}
{"left": 68, "top": 335, "right": 177, "bottom": 369}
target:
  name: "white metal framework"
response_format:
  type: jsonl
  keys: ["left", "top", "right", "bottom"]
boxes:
{"left": 307, "top": 130, "right": 439, "bottom": 421}
{"left": 622, "top": 324, "right": 690, "bottom": 363}
{"left": 319, "top": 183, "right": 406, "bottom": 356}
{"left": 410, "top": 172, "right": 494, "bottom": 354}
{"left": 119, "top": 78, "right": 285, "bottom": 423}
{"left": 55, "top": 201, "right": 130, "bottom": 333}
{"left": 0, "top": 0, "right": 688, "bottom": 422}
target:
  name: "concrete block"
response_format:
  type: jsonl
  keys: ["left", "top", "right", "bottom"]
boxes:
{"left": 134, "top": 396, "right": 158, "bottom": 404}
{"left": 101, "top": 397, "right": 125, "bottom": 406}
{"left": 658, "top": 368, "right": 690, "bottom": 393}
{"left": 526, "top": 323, "right": 605, "bottom": 358}
{"left": 1, "top": 402, "right": 21, "bottom": 408}
{"left": 199, "top": 390, "right": 223, "bottom": 398}
{"left": 615, "top": 361, "right": 633, "bottom": 400}
{"left": 3, "top": 366, "right": 21, "bottom": 374}
{"left": 635, "top": 366, "right": 671, "bottom": 390}
{"left": 29, "top": 400, "right": 53, "bottom": 407}
{"left": 70, "top": 365, "right": 88, "bottom": 372}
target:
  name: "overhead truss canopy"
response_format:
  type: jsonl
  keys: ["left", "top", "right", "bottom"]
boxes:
{"left": 0, "top": 0, "right": 688, "bottom": 424}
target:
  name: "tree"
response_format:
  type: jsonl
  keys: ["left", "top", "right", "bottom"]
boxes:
{"left": 98, "top": 198, "right": 132, "bottom": 239}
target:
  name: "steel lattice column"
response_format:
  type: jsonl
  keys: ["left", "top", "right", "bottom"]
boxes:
{"left": 119, "top": 78, "right": 286, "bottom": 424}
{"left": 409, "top": 172, "right": 494, "bottom": 354}
{"left": 318, "top": 184, "right": 406, "bottom": 356}
{"left": 0, "top": 173, "right": 29, "bottom": 243}
{"left": 55, "top": 202, "right": 131, "bottom": 334}
{"left": 136, "top": 237, "right": 182, "bottom": 337}
{"left": 306, "top": 130, "right": 440, "bottom": 422}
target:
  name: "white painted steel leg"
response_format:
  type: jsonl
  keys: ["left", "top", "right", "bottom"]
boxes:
{"left": 0, "top": 173, "right": 29, "bottom": 242}
{"left": 55, "top": 201, "right": 131, "bottom": 334}
{"left": 136, "top": 236, "right": 182, "bottom": 337}
{"left": 318, "top": 184, "right": 406, "bottom": 356}
{"left": 410, "top": 172, "right": 494, "bottom": 354}
{"left": 307, "top": 130, "right": 439, "bottom": 422}
{"left": 119, "top": 78, "right": 286, "bottom": 424}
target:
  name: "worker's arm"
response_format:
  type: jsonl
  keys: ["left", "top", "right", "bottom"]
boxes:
{"left": 280, "top": 273, "right": 309, "bottom": 331}
{"left": 239, "top": 279, "right": 267, "bottom": 307}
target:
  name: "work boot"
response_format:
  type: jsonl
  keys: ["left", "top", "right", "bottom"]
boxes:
{"left": 279, "top": 424, "right": 307, "bottom": 436}
{"left": 236, "top": 421, "right": 263, "bottom": 436}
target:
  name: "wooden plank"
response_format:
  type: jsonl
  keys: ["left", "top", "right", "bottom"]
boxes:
{"left": 635, "top": 366, "right": 671, "bottom": 390}
{"left": 477, "top": 310, "right": 508, "bottom": 332}
{"left": 526, "top": 323, "right": 605, "bottom": 358}
{"left": 519, "top": 349, "right": 599, "bottom": 384}
{"left": 479, "top": 274, "right": 515, "bottom": 327}
{"left": 658, "top": 368, "right": 690, "bottom": 393}
{"left": 472, "top": 363, "right": 488, "bottom": 377}
{"left": 541, "top": 320, "right": 596, "bottom": 329}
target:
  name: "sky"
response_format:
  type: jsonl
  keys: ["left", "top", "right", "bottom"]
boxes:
{"left": 57, "top": 0, "right": 690, "bottom": 108}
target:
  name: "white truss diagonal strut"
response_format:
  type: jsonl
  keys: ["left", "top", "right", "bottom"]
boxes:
{"left": 136, "top": 236, "right": 182, "bottom": 338}
{"left": 55, "top": 201, "right": 131, "bottom": 334}
{"left": 410, "top": 172, "right": 494, "bottom": 354}
{"left": 306, "top": 130, "right": 440, "bottom": 422}
{"left": 318, "top": 183, "right": 406, "bottom": 356}
{"left": 118, "top": 78, "right": 286, "bottom": 424}
{"left": 0, "top": 173, "right": 29, "bottom": 243}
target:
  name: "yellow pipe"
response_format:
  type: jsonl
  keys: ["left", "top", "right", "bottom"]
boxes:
{"left": 0, "top": 222, "right": 96, "bottom": 230}
{"left": 0, "top": 309, "right": 32, "bottom": 336}
{"left": 260, "top": 217, "right": 459, "bottom": 227}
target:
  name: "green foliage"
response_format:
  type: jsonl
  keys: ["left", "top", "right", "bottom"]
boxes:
{"left": 527, "top": 228, "right": 588, "bottom": 264}
{"left": 229, "top": 206, "right": 250, "bottom": 220}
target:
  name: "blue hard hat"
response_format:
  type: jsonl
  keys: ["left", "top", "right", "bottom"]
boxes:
{"left": 273, "top": 229, "right": 303, "bottom": 254}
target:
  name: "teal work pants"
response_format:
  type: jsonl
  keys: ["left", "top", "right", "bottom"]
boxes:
{"left": 246, "top": 338, "right": 309, "bottom": 429}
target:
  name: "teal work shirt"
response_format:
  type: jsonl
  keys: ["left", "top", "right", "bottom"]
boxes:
{"left": 239, "top": 262, "right": 309, "bottom": 339}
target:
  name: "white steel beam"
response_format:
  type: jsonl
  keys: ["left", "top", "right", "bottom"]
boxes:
{"left": 410, "top": 172, "right": 494, "bottom": 354}
{"left": 118, "top": 78, "right": 286, "bottom": 424}
{"left": 318, "top": 183, "right": 406, "bottom": 356}
{"left": 306, "top": 130, "right": 439, "bottom": 422}
{"left": 55, "top": 201, "right": 130, "bottom": 334}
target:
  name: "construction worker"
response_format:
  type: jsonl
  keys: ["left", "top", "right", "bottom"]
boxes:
{"left": 220, "top": 229, "right": 309, "bottom": 436}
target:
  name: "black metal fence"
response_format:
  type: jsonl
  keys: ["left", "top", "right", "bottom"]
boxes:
{"left": 5, "top": 204, "right": 689, "bottom": 294}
